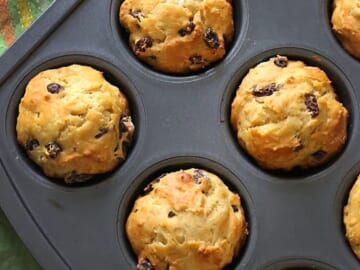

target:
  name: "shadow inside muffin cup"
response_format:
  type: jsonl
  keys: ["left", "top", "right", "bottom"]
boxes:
{"left": 110, "top": 0, "right": 247, "bottom": 77}
{"left": 324, "top": 0, "right": 344, "bottom": 58}
{"left": 116, "top": 156, "right": 255, "bottom": 269}
{"left": 221, "top": 47, "right": 356, "bottom": 180}
{"left": 260, "top": 258, "right": 338, "bottom": 270}
{"left": 9, "top": 54, "right": 141, "bottom": 187}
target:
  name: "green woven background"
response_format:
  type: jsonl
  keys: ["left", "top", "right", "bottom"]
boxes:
{"left": 0, "top": 0, "right": 53, "bottom": 53}
{"left": 0, "top": 1, "right": 54, "bottom": 269}
{"left": 0, "top": 209, "right": 41, "bottom": 270}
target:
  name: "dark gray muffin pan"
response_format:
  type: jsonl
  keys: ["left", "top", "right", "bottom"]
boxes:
{"left": 0, "top": 0, "right": 359, "bottom": 269}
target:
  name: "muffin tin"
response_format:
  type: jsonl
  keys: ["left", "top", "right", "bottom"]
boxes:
{"left": 0, "top": 0, "right": 359, "bottom": 269}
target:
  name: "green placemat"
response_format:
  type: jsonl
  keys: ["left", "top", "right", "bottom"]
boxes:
{"left": 0, "top": 0, "right": 53, "bottom": 53}
{"left": 1, "top": 1, "right": 54, "bottom": 269}
{"left": 0, "top": 209, "right": 41, "bottom": 270}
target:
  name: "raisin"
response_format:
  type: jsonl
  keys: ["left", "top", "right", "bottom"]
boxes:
{"left": 274, "top": 56, "right": 288, "bottom": 67}
{"left": 45, "top": 142, "right": 62, "bottom": 159}
{"left": 189, "top": 55, "right": 203, "bottom": 65}
{"left": 25, "top": 138, "right": 39, "bottom": 151}
{"left": 304, "top": 93, "right": 320, "bottom": 117}
{"left": 178, "top": 29, "right": 187, "bottom": 37}
{"left": 65, "top": 171, "right": 93, "bottom": 184}
{"left": 231, "top": 205, "right": 239, "bottom": 212}
{"left": 193, "top": 169, "right": 206, "bottom": 184}
{"left": 203, "top": 28, "right": 219, "bottom": 48}
{"left": 178, "top": 21, "right": 195, "bottom": 36}
{"left": 137, "top": 259, "right": 155, "bottom": 270}
{"left": 119, "top": 115, "right": 134, "bottom": 135}
{"left": 252, "top": 83, "right": 278, "bottom": 97}
{"left": 47, "top": 83, "right": 63, "bottom": 94}
{"left": 94, "top": 127, "right": 109, "bottom": 139}
{"left": 143, "top": 183, "right": 154, "bottom": 195}
{"left": 129, "top": 9, "right": 142, "bottom": 22}
{"left": 135, "top": 37, "right": 152, "bottom": 54}
{"left": 312, "top": 150, "right": 326, "bottom": 160}
{"left": 168, "top": 211, "right": 176, "bottom": 218}
{"left": 143, "top": 175, "right": 163, "bottom": 196}
{"left": 119, "top": 121, "right": 127, "bottom": 134}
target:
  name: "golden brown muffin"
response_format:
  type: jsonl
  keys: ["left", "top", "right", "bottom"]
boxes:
{"left": 16, "top": 64, "right": 134, "bottom": 183}
{"left": 331, "top": 0, "right": 360, "bottom": 59}
{"left": 231, "top": 55, "right": 348, "bottom": 170}
{"left": 126, "top": 168, "right": 248, "bottom": 270}
{"left": 119, "top": 0, "right": 234, "bottom": 73}
{"left": 344, "top": 174, "right": 360, "bottom": 259}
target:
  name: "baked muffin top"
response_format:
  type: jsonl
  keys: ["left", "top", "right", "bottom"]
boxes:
{"left": 231, "top": 55, "right": 348, "bottom": 170}
{"left": 126, "top": 168, "right": 248, "bottom": 270}
{"left": 16, "top": 64, "right": 134, "bottom": 183}
{"left": 332, "top": 0, "right": 360, "bottom": 59}
{"left": 119, "top": 0, "right": 234, "bottom": 73}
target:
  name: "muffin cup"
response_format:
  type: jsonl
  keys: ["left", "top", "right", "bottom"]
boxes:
{"left": 116, "top": 156, "right": 255, "bottom": 269}
{"left": 6, "top": 53, "right": 144, "bottom": 188}
{"left": 261, "top": 258, "right": 338, "bottom": 270}
{"left": 221, "top": 46, "right": 357, "bottom": 178}
{"left": 110, "top": 0, "right": 249, "bottom": 76}
{"left": 324, "top": 0, "right": 360, "bottom": 62}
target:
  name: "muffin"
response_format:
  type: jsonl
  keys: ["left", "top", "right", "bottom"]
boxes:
{"left": 16, "top": 64, "right": 134, "bottom": 183}
{"left": 126, "top": 168, "right": 248, "bottom": 270}
{"left": 331, "top": 0, "right": 360, "bottom": 59}
{"left": 119, "top": 0, "right": 234, "bottom": 73}
{"left": 344, "top": 174, "right": 360, "bottom": 259}
{"left": 231, "top": 55, "right": 348, "bottom": 170}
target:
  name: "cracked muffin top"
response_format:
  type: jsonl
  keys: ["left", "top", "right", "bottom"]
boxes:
{"left": 16, "top": 64, "right": 134, "bottom": 183}
{"left": 331, "top": 0, "right": 360, "bottom": 59}
{"left": 231, "top": 55, "right": 348, "bottom": 170}
{"left": 126, "top": 168, "right": 248, "bottom": 270}
{"left": 119, "top": 0, "right": 234, "bottom": 74}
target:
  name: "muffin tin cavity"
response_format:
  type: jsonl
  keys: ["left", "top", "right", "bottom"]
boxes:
{"left": 323, "top": 0, "right": 346, "bottom": 59}
{"left": 324, "top": 0, "right": 360, "bottom": 61}
{"left": 261, "top": 258, "right": 337, "bottom": 270}
{"left": 117, "top": 156, "right": 255, "bottom": 269}
{"left": 7, "top": 54, "right": 143, "bottom": 187}
{"left": 334, "top": 162, "right": 360, "bottom": 261}
{"left": 221, "top": 47, "right": 356, "bottom": 179}
{"left": 110, "top": 0, "right": 248, "bottom": 76}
